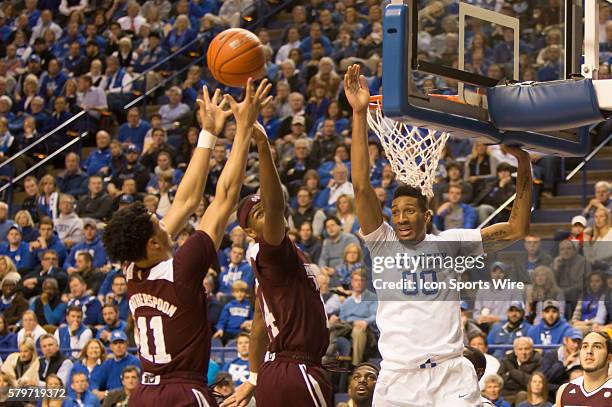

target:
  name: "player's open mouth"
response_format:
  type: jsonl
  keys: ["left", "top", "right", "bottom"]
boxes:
{"left": 356, "top": 385, "right": 368, "bottom": 395}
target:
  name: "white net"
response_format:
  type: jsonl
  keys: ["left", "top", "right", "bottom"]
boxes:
{"left": 367, "top": 98, "right": 450, "bottom": 199}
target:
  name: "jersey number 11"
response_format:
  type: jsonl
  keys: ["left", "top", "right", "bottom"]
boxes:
{"left": 137, "top": 316, "right": 172, "bottom": 364}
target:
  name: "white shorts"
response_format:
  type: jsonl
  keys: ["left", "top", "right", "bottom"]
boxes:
{"left": 372, "top": 356, "right": 481, "bottom": 407}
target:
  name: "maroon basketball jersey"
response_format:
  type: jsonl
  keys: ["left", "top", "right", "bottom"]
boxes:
{"left": 560, "top": 376, "right": 612, "bottom": 406}
{"left": 252, "top": 236, "right": 329, "bottom": 359}
{"left": 127, "top": 231, "right": 216, "bottom": 379}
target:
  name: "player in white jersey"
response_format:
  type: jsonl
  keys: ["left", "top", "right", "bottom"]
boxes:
{"left": 556, "top": 331, "right": 612, "bottom": 406}
{"left": 344, "top": 64, "right": 533, "bottom": 406}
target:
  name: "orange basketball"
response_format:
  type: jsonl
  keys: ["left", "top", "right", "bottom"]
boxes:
{"left": 206, "top": 28, "right": 266, "bottom": 88}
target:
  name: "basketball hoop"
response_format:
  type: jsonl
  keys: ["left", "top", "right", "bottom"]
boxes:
{"left": 367, "top": 95, "right": 450, "bottom": 199}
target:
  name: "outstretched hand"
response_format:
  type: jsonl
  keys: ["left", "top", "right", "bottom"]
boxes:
{"left": 225, "top": 78, "right": 273, "bottom": 129}
{"left": 344, "top": 64, "right": 370, "bottom": 113}
{"left": 220, "top": 382, "right": 256, "bottom": 407}
{"left": 252, "top": 121, "right": 268, "bottom": 144}
{"left": 196, "top": 86, "right": 233, "bottom": 137}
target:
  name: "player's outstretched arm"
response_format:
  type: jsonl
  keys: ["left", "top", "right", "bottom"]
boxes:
{"left": 481, "top": 146, "right": 532, "bottom": 252}
{"left": 346, "top": 64, "right": 383, "bottom": 235}
{"left": 253, "top": 122, "right": 285, "bottom": 245}
{"left": 221, "top": 298, "right": 268, "bottom": 407}
{"left": 199, "top": 79, "right": 272, "bottom": 250}
{"left": 162, "top": 86, "right": 232, "bottom": 238}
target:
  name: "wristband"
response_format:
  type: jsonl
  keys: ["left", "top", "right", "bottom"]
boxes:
{"left": 248, "top": 372, "right": 257, "bottom": 386}
{"left": 197, "top": 129, "right": 217, "bottom": 149}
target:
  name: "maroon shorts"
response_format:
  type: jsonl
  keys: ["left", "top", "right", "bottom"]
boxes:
{"left": 129, "top": 373, "right": 218, "bottom": 407}
{"left": 256, "top": 357, "right": 332, "bottom": 407}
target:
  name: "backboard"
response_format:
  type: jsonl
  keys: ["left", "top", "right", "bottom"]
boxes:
{"left": 379, "top": 0, "right": 612, "bottom": 156}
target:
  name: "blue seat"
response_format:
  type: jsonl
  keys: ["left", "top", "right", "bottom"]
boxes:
{"left": 224, "top": 338, "right": 238, "bottom": 362}
{"left": 210, "top": 337, "right": 224, "bottom": 363}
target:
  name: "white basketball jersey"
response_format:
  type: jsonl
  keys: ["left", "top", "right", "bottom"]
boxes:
{"left": 362, "top": 222, "right": 484, "bottom": 371}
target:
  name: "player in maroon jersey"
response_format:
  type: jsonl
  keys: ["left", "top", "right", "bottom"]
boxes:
{"left": 557, "top": 331, "right": 612, "bottom": 406}
{"left": 220, "top": 123, "right": 331, "bottom": 407}
{"left": 103, "top": 79, "right": 272, "bottom": 407}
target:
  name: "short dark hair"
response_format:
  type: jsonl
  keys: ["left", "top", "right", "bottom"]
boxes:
{"left": 121, "top": 365, "right": 140, "bottom": 379}
{"left": 296, "top": 186, "right": 312, "bottom": 197}
{"left": 446, "top": 161, "right": 462, "bottom": 172}
{"left": 463, "top": 346, "right": 486, "bottom": 380}
{"left": 103, "top": 202, "right": 155, "bottom": 262}
{"left": 585, "top": 331, "right": 612, "bottom": 354}
{"left": 68, "top": 274, "right": 86, "bottom": 286}
{"left": 66, "top": 305, "right": 83, "bottom": 316}
{"left": 236, "top": 332, "right": 250, "bottom": 341}
{"left": 324, "top": 215, "right": 341, "bottom": 227}
{"left": 496, "top": 162, "right": 514, "bottom": 174}
{"left": 392, "top": 185, "right": 428, "bottom": 212}
{"left": 448, "top": 184, "right": 463, "bottom": 193}
{"left": 112, "top": 274, "right": 126, "bottom": 284}
{"left": 102, "top": 303, "right": 119, "bottom": 313}
{"left": 76, "top": 251, "right": 93, "bottom": 264}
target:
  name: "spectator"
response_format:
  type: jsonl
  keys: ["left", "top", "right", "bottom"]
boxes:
{"left": 14, "top": 210, "right": 38, "bottom": 243}
{"left": 146, "top": 151, "right": 184, "bottom": 193}
{"left": 497, "top": 336, "right": 541, "bottom": 402}
{"left": 37, "top": 334, "right": 73, "bottom": 387}
{"left": 100, "top": 55, "right": 132, "bottom": 95}
{"left": 117, "top": 1, "right": 146, "bottom": 34}
{"left": 0, "top": 337, "right": 39, "bottom": 386}
{"left": 0, "top": 277, "right": 28, "bottom": 326}
{"left": 336, "top": 363, "right": 379, "bottom": 407}
{"left": 540, "top": 328, "right": 582, "bottom": 399}
{"left": 472, "top": 162, "right": 516, "bottom": 224}
{"left": 72, "top": 251, "right": 105, "bottom": 295}
{"left": 16, "top": 309, "right": 47, "bottom": 345}
{"left": 214, "top": 280, "right": 253, "bottom": 344}
{"left": 526, "top": 266, "right": 566, "bottom": 323}
{"left": 0, "top": 202, "right": 15, "bottom": 241}
{"left": 101, "top": 365, "right": 140, "bottom": 407}
{"left": 140, "top": 128, "right": 176, "bottom": 172}
{"left": 55, "top": 194, "right": 84, "bottom": 250}
{"left": 30, "top": 10, "right": 62, "bottom": 45}
{"left": 316, "top": 163, "right": 354, "bottom": 212}
{"left": 0, "top": 314, "right": 17, "bottom": 360}
{"left": 474, "top": 262, "right": 524, "bottom": 326}
{"left": 318, "top": 216, "right": 360, "bottom": 274}
{"left": 316, "top": 273, "right": 341, "bottom": 317}
{"left": 571, "top": 270, "right": 608, "bottom": 333}
{"left": 334, "top": 243, "right": 365, "bottom": 290}
{"left": 29, "top": 278, "right": 67, "bottom": 326}
{"left": 54, "top": 305, "right": 93, "bottom": 359}
{"left": 300, "top": 22, "right": 332, "bottom": 59}
{"left": 94, "top": 330, "right": 140, "bottom": 393}
{"left": 581, "top": 181, "right": 611, "bottom": 224}
{"left": 217, "top": 246, "right": 253, "bottom": 297}
{"left": 211, "top": 372, "right": 235, "bottom": 402}
{"left": 517, "top": 372, "right": 553, "bottom": 407}
{"left": 96, "top": 304, "right": 127, "bottom": 346}
{"left": 159, "top": 86, "right": 190, "bottom": 131}
{"left": 66, "top": 275, "right": 103, "bottom": 326}
{"left": 0, "top": 225, "right": 34, "bottom": 272}
{"left": 103, "top": 274, "right": 129, "bottom": 322}
{"left": 0, "top": 255, "right": 20, "bottom": 283}
{"left": 69, "top": 338, "right": 106, "bottom": 393}
{"left": 335, "top": 194, "right": 360, "bottom": 234}
{"left": 76, "top": 74, "right": 107, "bottom": 123}
{"left": 83, "top": 131, "right": 112, "bottom": 177}
{"left": 21, "top": 178, "right": 42, "bottom": 225}
{"left": 311, "top": 120, "right": 344, "bottom": 164}
{"left": 38, "top": 373, "right": 65, "bottom": 407}
{"left": 433, "top": 184, "right": 478, "bottom": 231}
{"left": 584, "top": 207, "right": 612, "bottom": 264}
{"left": 329, "top": 269, "right": 377, "bottom": 365}
{"left": 433, "top": 161, "right": 474, "bottom": 208}
{"left": 468, "top": 332, "right": 501, "bottom": 389}
{"left": 39, "top": 58, "right": 68, "bottom": 99}
{"left": 118, "top": 108, "right": 151, "bottom": 152}
{"left": 567, "top": 215, "right": 587, "bottom": 249}
{"left": 64, "top": 371, "right": 100, "bottom": 406}
{"left": 110, "top": 144, "right": 151, "bottom": 193}
{"left": 296, "top": 221, "right": 322, "bottom": 263}
{"left": 222, "top": 332, "right": 251, "bottom": 386}
{"left": 21, "top": 247, "right": 67, "bottom": 298}
{"left": 487, "top": 301, "right": 533, "bottom": 359}
{"left": 29, "top": 216, "right": 68, "bottom": 266}
{"left": 512, "top": 235, "right": 553, "bottom": 283}
{"left": 38, "top": 175, "right": 60, "bottom": 223}
{"left": 76, "top": 176, "right": 113, "bottom": 221}
{"left": 280, "top": 139, "right": 318, "bottom": 195}
{"left": 57, "top": 153, "right": 89, "bottom": 198}
{"left": 276, "top": 27, "right": 302, "bottom": 65}
{"left": 528, "top": 300, "right": 573, "bottom": 345}
{"left": 552, "top": 239, "right": 590, "bottom": 303}
{"left": 482, "top": 374, "right": 511, "bottom": 407}
{"left": 288, "top": 187, "right": 326, "bottom": 237}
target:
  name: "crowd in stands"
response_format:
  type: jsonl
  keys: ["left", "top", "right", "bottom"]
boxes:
{"left": 0, "top": 0, "right": 611, "bottom": 405}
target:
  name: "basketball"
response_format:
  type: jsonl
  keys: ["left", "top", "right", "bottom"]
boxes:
{"left": 206, "top": 28, "right": 266, "bottom": 88}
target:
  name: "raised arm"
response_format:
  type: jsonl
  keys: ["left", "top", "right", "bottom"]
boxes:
{"left": 481, "top": 147, "right": 532, "bottom": 252}
{"left": 345, "top": 64, "right": 383, "bottom": 235}
{"left": 162, "top": 86, "right": 231, "bottom": 238}
{"left": 199, "top": 79, "right": 272, "bottom": 250}
{"left": 252, "top": 122, "right": 285, "bottom": 245}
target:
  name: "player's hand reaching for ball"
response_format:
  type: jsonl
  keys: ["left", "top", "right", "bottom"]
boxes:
{"left": 196, "top": 86, "right": 233, "bottom": 137}
{"left": 252, "top": 121, "right": 268, "bottom": 144}
{"left": 220, "top": 381, "right": 256, "bottom": 407}
{"left": 344, "top": 64, "right": 370, "bottom": 114}
{"left": 225, "top": 78, "right": 273, "bottom": 129}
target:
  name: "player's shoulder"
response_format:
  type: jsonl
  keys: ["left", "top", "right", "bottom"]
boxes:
{"left": 360, "top": 221, "right": 397, "bottom": 242}
{"left": 174, "top": 230, "right": 216, "bottom": 262}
